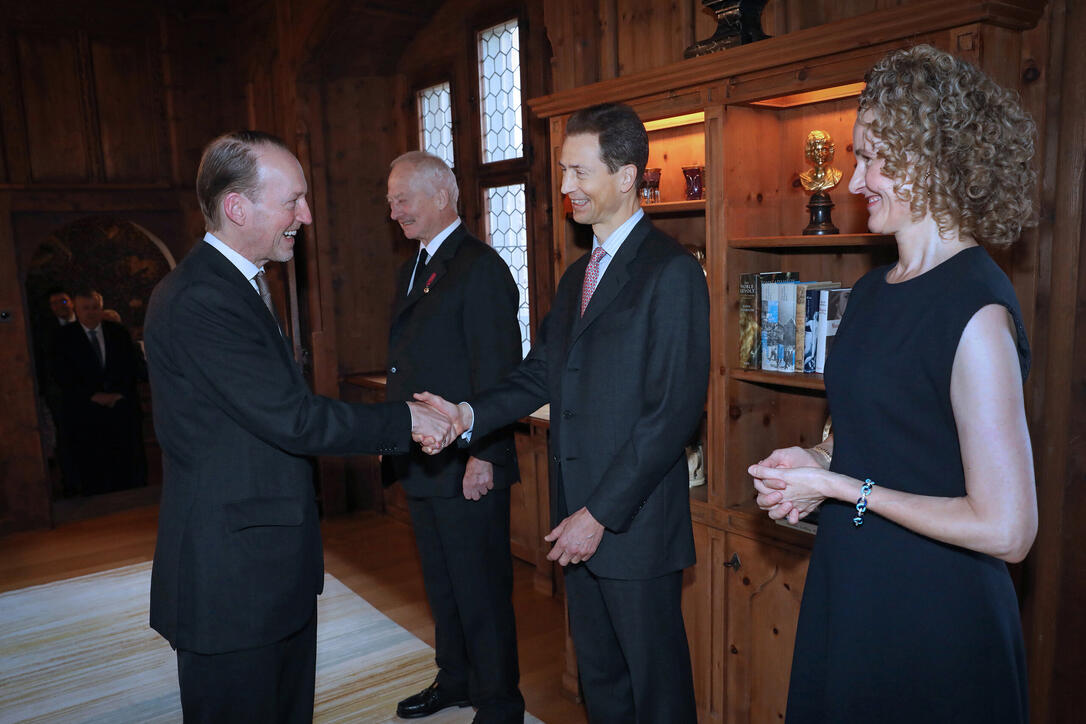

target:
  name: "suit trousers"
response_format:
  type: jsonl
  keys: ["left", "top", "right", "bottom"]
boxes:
{"left": 176, "top": 605, "right": 317, "bottom": 724}
{"left": 564, "top": 565, "right": 697, "bottom": 724}
{"left": 407, "top": 487, "right": 525, "bottom": 722}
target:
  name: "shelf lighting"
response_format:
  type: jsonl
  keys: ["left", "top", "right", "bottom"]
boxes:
{"left": 749, "top": 82, "right": 866, "bottom": 109}
{"left": 643, "top": 111, "right": 705, "bottom": 132}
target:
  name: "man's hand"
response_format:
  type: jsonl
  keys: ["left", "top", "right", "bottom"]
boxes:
{"left": 545, "top": 506, "right": 605, "bottom": 566}
{"left": 413, "top": 391, "right": 472, "bottom": 437}
{"left": 462, "top": 456, "right": 494, "bottom": 501}
{"left": 90, "top": 392, "right": 124, "bottom": 407}
{"left": 406, "top": 401, "right": 453, "bottom": 453}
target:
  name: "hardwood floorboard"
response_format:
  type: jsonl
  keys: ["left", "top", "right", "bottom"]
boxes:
{"left": 0, "top": 505, "right": 588, "bottom": 724}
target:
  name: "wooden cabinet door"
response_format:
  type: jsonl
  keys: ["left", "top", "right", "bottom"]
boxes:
{"left": 724, "top": 532, "right": 809, "bottom": 724}
{"left": 683, "top": 521, "right": 726, "bottom": 723}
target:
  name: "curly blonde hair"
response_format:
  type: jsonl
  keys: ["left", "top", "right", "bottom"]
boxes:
{"left": 857, "top": 45, "right": 1036, "bottom": 246}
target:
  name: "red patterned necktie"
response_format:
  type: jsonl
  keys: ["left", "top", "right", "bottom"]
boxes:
{"left": 580, "top": 246, "right": 608, "bottom": 316}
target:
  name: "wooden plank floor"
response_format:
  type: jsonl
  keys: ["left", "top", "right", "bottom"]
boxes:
{"left": 0, "top": 505, "right": 588, "bottom": 724}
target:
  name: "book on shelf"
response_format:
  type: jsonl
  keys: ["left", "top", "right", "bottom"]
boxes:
{"left": 796, "top": 281, "right": 839, "bottom": 373}
{"left": 815, "top": 287, "right": 852, "bottom": 373}
{"left": 738, "top": 273, "right": 759, "bottom": 368}
{"left": 741, "top": 271, "right": 797, "bottom": 370}
{"left": 774, "top": 280, "right": 800, "bottom": 372}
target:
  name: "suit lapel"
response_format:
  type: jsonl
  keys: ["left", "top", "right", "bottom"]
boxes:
{"left": 197, "top": 243, "right": 293, "bottom": 359}
{"left": 392, "top": 225, "right": 466, "bottom": 322}
{"left": 568, "top": 216, "right": 652, "bottom": 346}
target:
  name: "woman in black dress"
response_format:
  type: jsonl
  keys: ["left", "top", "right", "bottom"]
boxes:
{"left": 748, "top": 45, "right": 1038, "bottom": 723}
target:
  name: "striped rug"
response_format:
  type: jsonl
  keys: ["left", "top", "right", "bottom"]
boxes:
{"left": 0, "top": 562, "right": 541, "bottom": 723}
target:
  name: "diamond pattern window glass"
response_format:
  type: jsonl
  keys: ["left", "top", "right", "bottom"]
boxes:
{"left": 485, "top": 183, "right": 530, "bottom": 356}
{"left": 417, "top": 82, "right": 454, "bottom": 168}
{"left": 477, "top": 19, "right": 523, "bottom": 163}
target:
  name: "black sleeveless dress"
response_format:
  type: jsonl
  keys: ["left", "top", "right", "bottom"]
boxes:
{"left": 785, "top": 246, "right": 1031, "bottom": 723}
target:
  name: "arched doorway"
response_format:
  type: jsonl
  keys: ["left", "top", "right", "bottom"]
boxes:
{"left": 23, "top": 216, "right": 174, "bottom": 521}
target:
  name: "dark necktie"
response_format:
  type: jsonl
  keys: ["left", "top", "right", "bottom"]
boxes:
{"left": 88, "top": 329, "right": 104, "bottom": 368}
{"left": 410, "top": 248, "right": 429, "bottom": 295}
{"left": 254, "top": 270, "right": 282, "bottom": 333}
{"left": 580, "top": 246, "right": 608, "bottom": 316}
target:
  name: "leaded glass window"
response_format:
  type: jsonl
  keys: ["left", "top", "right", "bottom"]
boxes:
{"left": 477, "top": 20, "right": 523, "bottom": 163}
{"left": 484, "top": 183, "right": 530, "bottom": 356}
{"left": 417, "top": 82, "right": 454, "bottom": 168}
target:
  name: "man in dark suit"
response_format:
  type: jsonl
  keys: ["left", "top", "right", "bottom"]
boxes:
{"left": 418, "top": 103, "right": 709, "bottom": 723}
{"left": 35, "top": 287, "right": 79, "bottom": 495}
{"left": 384, "top": 151, "right": 525, "bottom": 723}
{"left": 52, "top": 288, "right": 146, "bottom": 494}
{"left": 144, "top": 131, "right": 455, "bottom": 724}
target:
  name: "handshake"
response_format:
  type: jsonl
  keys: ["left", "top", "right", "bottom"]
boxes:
{"left": 405, "top": 392, "right": 473, "bottom": 455}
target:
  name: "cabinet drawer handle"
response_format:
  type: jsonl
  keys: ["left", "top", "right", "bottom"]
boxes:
{"left": 723, "top": 552, "right": 741, "bottom": 570}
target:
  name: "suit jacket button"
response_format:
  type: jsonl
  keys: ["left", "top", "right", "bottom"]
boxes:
{"left": 551, "top": 454, "right": 559, "bottom": 462}
{"left": 389, "top": 366, "right": 397, "bottom": 374}
{"left": 562, "top": 409, "right": 573, "bottom": 419}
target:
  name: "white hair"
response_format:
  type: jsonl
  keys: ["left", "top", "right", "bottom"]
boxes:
{"left": 390, "top": 150, "right": 459, "bottom": 206}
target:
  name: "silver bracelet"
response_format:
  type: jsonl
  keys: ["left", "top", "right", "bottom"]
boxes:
{"left": 853, "top": 479, "right": 875, "bottom": 527}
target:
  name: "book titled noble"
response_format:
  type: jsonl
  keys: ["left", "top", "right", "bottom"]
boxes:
{"left": 796, "top": 281, "right": 839, "bottom": 372}
{"left": 815, "top": 287, "right": 852, "bottom": 373}
{"left": 740, "top": 270, "right": 797, "bottom": 369}
{"left": 738, "top": 273, "right": 760, "bottom": 368}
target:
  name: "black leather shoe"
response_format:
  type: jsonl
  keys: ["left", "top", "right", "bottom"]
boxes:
{"left": 396, "top": 681, "right": 471, "bottom": 719}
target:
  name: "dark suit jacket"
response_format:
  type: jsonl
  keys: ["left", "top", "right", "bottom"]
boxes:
{"left": 145, "top": 241, "right": 412, "bottom": 655}
{"left": 386, "top": 224, "right": 522, "bottom": 498}
{"left": 53, "top": 318, "right": 142, "bottom": 418}
{"left": 470, "top": 216, "right": 710, "bottom": 579}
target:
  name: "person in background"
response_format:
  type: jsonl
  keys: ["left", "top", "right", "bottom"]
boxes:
{"left": 35, "top": 286, "right": 78, "bottom": 495}
{"left": 748, "top": 44, "right": 1037, "bottom": 724}
{"left": 384, "top": 151, "right": 525, "bottom": 723}
{"left": 52, "top": 288, "right": 146, "bottom": 494}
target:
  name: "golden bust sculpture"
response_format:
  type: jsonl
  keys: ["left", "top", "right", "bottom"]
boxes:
{"left": 799, "top": 130, "right": 842, "bottom": 192}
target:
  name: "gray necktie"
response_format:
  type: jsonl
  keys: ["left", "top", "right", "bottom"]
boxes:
{"left": 88, "top": 329, "right": 104, "bottom": 368}
{"left": 254, "top": 270, "right": 282, "bottom": 333}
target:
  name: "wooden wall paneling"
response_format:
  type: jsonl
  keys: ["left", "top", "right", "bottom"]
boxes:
{"left": 1006, "top": 0, "right": 1053, "bottom": 425}
{"left": 0, "top": 192, "right": 51, "bottom": 533}
{"left": 0, "top": 26, "right": 20, "bottom": 185}
{"left": 295, "top": 80, "right": 352, "bottom": 515}
{"left": 15, "top": 31, "right": 92, "bottom": 183}
{"left": 157, "top": 12, "right": 248, "bottom": 189}
{"left": 522, "top": 0, "right": 558, "bottom": 325}
{"left": 510, "top": 424, "right": 543, "bottom": 568}
{"left": 89, "top": 34, "right": 167, "bottom": 183}
{"left": 597, "top": 0, "right": 619, "bottom": 81}
{"left": 543, "top": 0, "right": 602, "bottom": 92}
{"left": 321, "top": 75, "right": 406, "bottom": 377}
{"left": 615, "top": 0, "right": 685, "bottom": 77}
{"left": 1024, "top": 1, "right": 1084, "bottom": 721}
